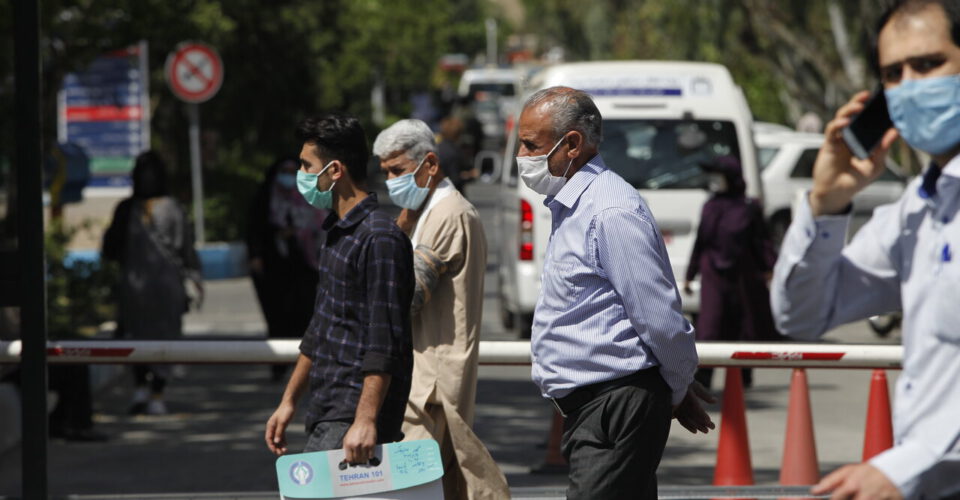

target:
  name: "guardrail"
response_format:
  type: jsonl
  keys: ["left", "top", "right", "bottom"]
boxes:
{"left": 0, "top": 340, "right": 903, "bottom": 368}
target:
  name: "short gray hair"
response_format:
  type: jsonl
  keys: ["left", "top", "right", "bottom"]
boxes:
{"left": 372, "top": 119, "right": 437, "bottom": 162}
{"left": 523, "top": 87, "right": 603, "bottom": 146}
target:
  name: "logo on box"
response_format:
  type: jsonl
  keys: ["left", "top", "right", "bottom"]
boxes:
{"left": 290, "top": 461, "right": 314, "bottom": 486}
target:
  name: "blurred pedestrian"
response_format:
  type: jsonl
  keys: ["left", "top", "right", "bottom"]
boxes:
{"left": 374, "top": 119, "right": 509, "bottom": 499}
{"left": 519, "top": 87, "right": 715, "bottom": 500}
{"left": 102, "top": 151, "right": 202, "bottom": 416}
{"left": 264, "top": 114, "right": 414, "bottom": 465}
{"left": 683, "top": 156, "right": 779, "bottom": 389}
{"left": 246, "top": 157, "right": 324, "bottom": 382}
{"left": 437, "top": 116, "right": 476, "bottom": 194}
{"left": 772, "top": 1, "right": 960, "bottom": 498}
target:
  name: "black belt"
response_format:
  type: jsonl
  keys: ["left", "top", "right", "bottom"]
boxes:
{"left": 551, "top": 368, "right": 660, "bottom": 417}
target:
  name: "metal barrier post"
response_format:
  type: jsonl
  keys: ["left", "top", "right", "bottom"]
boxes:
{"left": 13, "top": 0, "right": 48, "bottom": 498}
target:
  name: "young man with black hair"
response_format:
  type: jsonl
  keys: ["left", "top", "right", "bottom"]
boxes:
{"left": 772, "top": 1, "right": 960, "bottom": 498}
{"left": 264, "top": 114, "right": 414, "bottom": 465}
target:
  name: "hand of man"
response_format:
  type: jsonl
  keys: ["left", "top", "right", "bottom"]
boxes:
{"left": 812, "top": 463, "right": 902, "bottom": 500}
{"left": 682, "top": 280, "right": 693, "bottom": 296}
{"left": 265, "top": 402, "right": 296, "bottom": 456}
{"left": 673, "top": 380, "right": 717, "bottom": 434}
{"left": 395, "top": 208, "right": 421, "bottom": 235}
{"left": 809, "top": 90, "right": 899, "bottom": 216}
{"left": 342, "top": 417, "right": 378, "bottom": 464}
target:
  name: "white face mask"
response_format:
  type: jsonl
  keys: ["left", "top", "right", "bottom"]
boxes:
{"left": 707, "top": 173, "right": 728, "bottom": 193}
{"left": 517, "top": 135, "right": 573, "bottom": 196}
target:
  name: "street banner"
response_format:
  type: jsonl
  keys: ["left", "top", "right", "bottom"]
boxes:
{"left": 276, "top": 439, "right": 443, "bottom": 499}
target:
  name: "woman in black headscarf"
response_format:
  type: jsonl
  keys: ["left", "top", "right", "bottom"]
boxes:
{"left": 102, "top": 151, "right": 202, "bottom": 414}
{"left": 683, "top": 155, "right": 779, "bottom": 389}
{"left": 245, "top": 157, "right": 325, "bottom": 381}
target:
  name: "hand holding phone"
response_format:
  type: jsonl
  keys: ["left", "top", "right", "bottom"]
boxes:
{"left": 842, "top": 88, "right": 894, "bottom": 159}
{"left": 809, "top": 90, "right": 898, "bottom": 217}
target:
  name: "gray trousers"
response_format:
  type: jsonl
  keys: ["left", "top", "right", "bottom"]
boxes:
{"left": 561, "top": 374, "right": 673, "bottom": 500}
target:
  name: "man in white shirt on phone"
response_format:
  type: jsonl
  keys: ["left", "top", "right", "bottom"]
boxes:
{"left": 771, "top": 1, "right": 960, "bottom": 498}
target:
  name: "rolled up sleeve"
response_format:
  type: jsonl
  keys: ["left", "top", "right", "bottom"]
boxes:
{"left": 361, "top": 232, "right": 414, "bottom": 376}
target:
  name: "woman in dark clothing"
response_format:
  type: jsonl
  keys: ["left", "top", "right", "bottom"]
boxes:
{"left": 246, "top": 157, "right": 325, "bottom": 381}
{"left": 102, "top": 151, "right": 202, "bottom": 415}
{"left": 683, "top": 155, "right": 779, "bottom": 389}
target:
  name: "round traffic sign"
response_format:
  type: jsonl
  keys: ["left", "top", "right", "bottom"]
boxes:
{"left": 165, "top": 42, "right": 224, "bottom": 103}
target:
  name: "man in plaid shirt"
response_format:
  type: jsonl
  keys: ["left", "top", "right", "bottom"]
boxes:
{"left": 265, "top": 114, "right": 414, "bottom": 465}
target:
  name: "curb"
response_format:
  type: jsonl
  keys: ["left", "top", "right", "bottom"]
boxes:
{"left": 65, "top": 242, "right": 249, "bottom": 281}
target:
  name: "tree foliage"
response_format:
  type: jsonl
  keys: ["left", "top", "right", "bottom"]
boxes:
{"left": 2, "top": 0, "right": 914, "bottom": 245}
{"left": 1, "top": 0, "right": 489, "bottom": 241}
{"left": 519, "top": 0, "right": 890, "bottom": 125}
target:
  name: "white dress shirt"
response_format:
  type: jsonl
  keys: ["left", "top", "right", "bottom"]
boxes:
{"left": 411, "top": 177, "right": 455, "bottom": 246}
{"left": 531, "top": 155, "right": 698, "bottom": 405}
{"left": 771, "top": 157, "right": 960, "bottom": 498}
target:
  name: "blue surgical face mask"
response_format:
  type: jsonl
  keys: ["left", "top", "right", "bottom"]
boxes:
{"left": 386, "top": 155, "right": 431, "bottom": 209}
{"left": 276, "top": 172, "right": 296, "bottom": 189}
{"left": 886, "top": 74, "right": 960, "bottom": 155}
{"left": 296, "top": 161, "right": 335, "bottom": 209}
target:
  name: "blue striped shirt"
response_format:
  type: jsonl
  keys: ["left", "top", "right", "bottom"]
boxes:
{"left": 531, "top": 155, "right": 698, "bottom": 405}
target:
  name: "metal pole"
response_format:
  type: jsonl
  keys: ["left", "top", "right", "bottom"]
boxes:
{"left": 485, "top": 18, "right": 497, "bottom": 67}
{"left": 188, "top": 103, "right": 205, "bottom": 244}
{"left": 139, "top": 40, "right": 151, "bottom": 153}
{"left": 13, "top": 0, "right": 49, "bottom": 498}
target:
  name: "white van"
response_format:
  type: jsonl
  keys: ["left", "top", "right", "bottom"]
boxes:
{"left": 458, "top": 67, "right": 522, "bottom": 103}
{"left": 496, "top": 61, "right": 762, "bottom": 335}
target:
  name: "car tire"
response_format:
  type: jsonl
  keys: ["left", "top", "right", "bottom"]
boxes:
{"left": 867, "top": 314, "right": 898, "bottom": 337}
{"left": 500, "top": 300, "right": 515, "bottom": 330}
{"left": 518, "top": 313, "right": 534, "bottom": 339}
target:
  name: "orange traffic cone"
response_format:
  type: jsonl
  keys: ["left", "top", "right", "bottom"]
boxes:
{"left": 862, "top": 369, "right": 893, "bottom": 461}
{"left": 780, "top": 368, "right": 819, "bottom": 486}
{"left": 714, "top": 367, "right": 754, "bottom": 486}
{"left": 534, "top": 409, "right": 568, "bottom": 473}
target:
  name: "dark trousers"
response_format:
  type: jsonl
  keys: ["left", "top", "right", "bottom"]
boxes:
{"left": 560, "top": 371, "right": 673, "bottom": 500}
{"left": 133, "top": 365, "right": 167, "bottom": 394}
{"left": 304, "top": 420, "right": 351, "bottom": 452}
{"left": 49, "top": 365, "right": 94, "bottom": 432}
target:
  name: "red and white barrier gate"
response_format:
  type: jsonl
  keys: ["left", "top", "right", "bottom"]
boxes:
{"left": 0, "top": 340, "right": 903, "bottom": 368}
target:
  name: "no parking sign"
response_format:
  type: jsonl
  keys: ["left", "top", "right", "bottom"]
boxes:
{"left": 165, "top": 42, "right": 223, "bottom": 103}
{"left": 164, "top": 41, "right": 223, "bottom": 244}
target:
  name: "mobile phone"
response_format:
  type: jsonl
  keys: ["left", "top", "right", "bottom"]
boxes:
{"left": 842, "top": 88, "right": 894, "bottom": 160}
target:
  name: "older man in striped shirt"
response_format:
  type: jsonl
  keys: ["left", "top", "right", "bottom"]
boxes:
{"left": 518, "top": 86, "right": 715, "bottom": 500}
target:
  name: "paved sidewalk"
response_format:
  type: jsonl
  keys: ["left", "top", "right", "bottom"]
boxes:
{"left": 0, "top": 278, "right": 901, "bottom": 498}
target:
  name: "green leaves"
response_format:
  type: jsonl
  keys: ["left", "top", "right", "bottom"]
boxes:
{"left": 518, "top": 0, "right": 888, "bottom": 125}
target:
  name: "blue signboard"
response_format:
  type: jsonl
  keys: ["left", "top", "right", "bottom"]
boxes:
{"left": 58, "top": 42, "right": 150, "bottom": 185}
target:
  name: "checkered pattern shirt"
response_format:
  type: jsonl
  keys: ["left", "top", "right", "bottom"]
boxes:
{"left": 299, "top": 193, "right": 414, "bottom": 441}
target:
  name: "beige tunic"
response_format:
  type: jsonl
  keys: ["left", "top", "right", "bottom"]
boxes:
{"left": 402, "top": 185, "right": 509, "bottom": 500}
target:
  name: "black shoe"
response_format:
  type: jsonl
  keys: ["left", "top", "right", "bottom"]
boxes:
{"left": 128, "top": 401, "right": 147, "bottom": 415}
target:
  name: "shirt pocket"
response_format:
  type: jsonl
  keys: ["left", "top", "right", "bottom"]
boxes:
{"left": 541, "top": 259, "right": 585, "bottom": 311}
